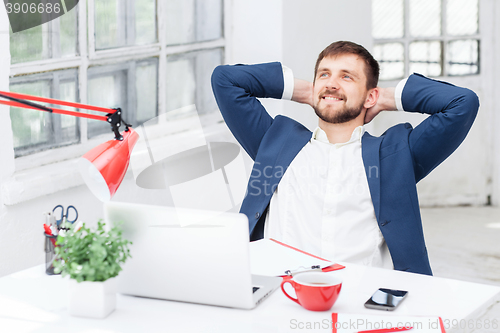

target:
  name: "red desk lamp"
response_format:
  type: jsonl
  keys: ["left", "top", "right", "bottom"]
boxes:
{"left": 0, "top": 90, "right": 139, "bottom": 201}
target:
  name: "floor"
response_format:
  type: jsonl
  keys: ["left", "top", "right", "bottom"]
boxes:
{"left": 421, "top": 206, "right": 500, "bottom": 332}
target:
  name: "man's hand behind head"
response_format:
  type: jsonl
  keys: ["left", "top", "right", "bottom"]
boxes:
{"left": 364, "top": 87, "right": 396, "bottom": 124}
{"left": 291, "top": 78, "right": 314, "bottom": 107}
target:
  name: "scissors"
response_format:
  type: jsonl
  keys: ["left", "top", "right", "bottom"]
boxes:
{"left": 52, "top": 205, "right": 78, "bottom": 227}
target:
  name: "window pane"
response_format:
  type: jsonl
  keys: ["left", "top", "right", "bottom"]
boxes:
{"left": 372, "top": 0, "right": 404, "bottom": 39}
{"left": 59, "top": 80, "right": 79, "bottom": 134}
{"left": 196, "top": 48, "right": 223, "bottom": 114}
{"left": 95, "top": 0, "right": 126, "bottom": 49}
{"left": 410, "top": 0, "right": 441, "bottom": 37}
{"left": 95, "top": 0, "right": 157, "bottom": 49}
{"left": 166, "top": 0, "right": 195, "bottom": 45}
{"left": 51, "top": 74, "right": 79, "bottom": 145}
{"left": 87, "top": 70, "right": 127, "bottom": 138}
{"left": 136, "top": 60, "right": 158, "bottom": 123}
{"left": 10, "top": 81, "right": 52, "bottom": 149}
{"left": 446, "top": 0, "right": 478, "bottom": 36}
{"left": 10, "top": 13, "right": 78, "bottom": 64}
{"left": 10, "top": 70, "right": 79, "bottom": 156}
{"left": 60, "top": 6, "right": 78, "bottom": 57}
{"left": 447, "top": 40, "right": 479, "bottom": 76}
{"left": 135, "top": 0, "right": 157, "bottom": 45}
{"left": 166, "top": 48, "right": 223, "bottom": 117}
{"left": 166, "top": 0, "right": 223, "bottom": 45}
{"left": 10, "top": 25, "right": 49, "bottom": 64}
{"left": 373, "top": 43, "right": 405, "bottom": 80}
{"left": 410, "top": 41, "right": 442, "bottom": 76}
{"left": 166, "top": 56, "right": 195, "bottom": 112}
{"left": 197, "top": 0, "right": 223, "bottom": 42}
{"left": 88, "top": 59, "right": 159, "bottom": 137}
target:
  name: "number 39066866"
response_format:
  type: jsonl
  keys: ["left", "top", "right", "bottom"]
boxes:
{"left": 6, "top": 2, "right": 61, "bottom": 14}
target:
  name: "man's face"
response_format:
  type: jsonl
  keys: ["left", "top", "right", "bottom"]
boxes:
{"left": 313, "top": 54, "right": 370, "bottom": 124}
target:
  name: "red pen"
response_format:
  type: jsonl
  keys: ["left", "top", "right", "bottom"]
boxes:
{"left": 43, "top": 224, "right": 52, "bottom": 235}
{"left": 357, "top": 327, "right": 413, "bottom": 333}
{"left": 44, "top": 224, "right": 56, "bottom": 246}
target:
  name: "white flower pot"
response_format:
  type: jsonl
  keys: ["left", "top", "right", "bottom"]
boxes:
{"left": 68, "top": 277, "right": 117, "bottom": 319}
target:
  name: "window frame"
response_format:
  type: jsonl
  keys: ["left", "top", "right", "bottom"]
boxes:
{"left": 373, "top": 0, "right": 481, "bottom": 80}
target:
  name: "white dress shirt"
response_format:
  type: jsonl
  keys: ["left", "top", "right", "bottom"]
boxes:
{"left": 263, "top": 65, "right": 406, "bottom": 269}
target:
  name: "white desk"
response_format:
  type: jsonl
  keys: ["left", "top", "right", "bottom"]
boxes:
{"left": 0, "top": 264, "right": 499, "bottom": 333}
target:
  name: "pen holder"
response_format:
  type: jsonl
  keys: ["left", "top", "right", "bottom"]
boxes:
{"left": 44, "top": 232, "right": 60, "bottom": 275}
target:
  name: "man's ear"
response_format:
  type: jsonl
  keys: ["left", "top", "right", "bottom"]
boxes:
{"left": 364, "top": 87, "right": 379, "bottom": 109}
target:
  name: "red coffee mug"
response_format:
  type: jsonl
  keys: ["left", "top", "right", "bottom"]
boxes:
{"left": 281, "top": 272, "right": 342, "bottom": 311}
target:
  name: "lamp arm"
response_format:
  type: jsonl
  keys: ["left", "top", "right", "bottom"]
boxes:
{"left": 0, "top": 90, "right": 132, "bottom": 140}
{"left": 0, "top": 91, "right": 54, "bottom": 113}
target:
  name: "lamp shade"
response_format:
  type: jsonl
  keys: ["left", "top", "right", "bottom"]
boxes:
{"left": 78, "top": 128, "right": 139, "bottom": 201}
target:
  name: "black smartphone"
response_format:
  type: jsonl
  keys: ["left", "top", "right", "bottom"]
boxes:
{"left": 364, "top": 288, "right": 408, "bottom": 311}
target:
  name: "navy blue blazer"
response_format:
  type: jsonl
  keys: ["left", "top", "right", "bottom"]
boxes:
{"left": 211, "top": 62, "right": 479, "bottom": 275}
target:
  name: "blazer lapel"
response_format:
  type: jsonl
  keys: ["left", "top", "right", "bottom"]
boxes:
{"left": 361, "top": 132, "right": 382, "bottom": 222}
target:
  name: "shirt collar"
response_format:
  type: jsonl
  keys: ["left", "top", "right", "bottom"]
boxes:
{"left": 312, "top": 125, "right": 365, "bottom": 145}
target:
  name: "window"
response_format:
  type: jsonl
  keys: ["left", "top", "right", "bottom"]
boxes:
{"left": 372, "top": 0, "right": 479, "bottom": 80}
{"left": 9, "top": 0, "right": 225, "bottom": 157}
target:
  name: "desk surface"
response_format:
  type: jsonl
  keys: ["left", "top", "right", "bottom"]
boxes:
{"left": 0, "top": 264, "right": 499, "bottom": 333}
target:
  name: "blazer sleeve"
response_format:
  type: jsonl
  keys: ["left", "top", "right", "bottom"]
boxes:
{"left": 401, "top": 73, "right": 480, "bottom": 182}
{"left": 211, "top": 62, "right": 285, "bottom": 160}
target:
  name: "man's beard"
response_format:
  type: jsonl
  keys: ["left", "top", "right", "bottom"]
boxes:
{"left": 314, "top": 90, "right": 364, "bottom": 124}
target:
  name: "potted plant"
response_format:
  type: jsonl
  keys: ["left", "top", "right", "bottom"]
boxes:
{"left": 54, "top": 220, "right": 132, "bottom": 319}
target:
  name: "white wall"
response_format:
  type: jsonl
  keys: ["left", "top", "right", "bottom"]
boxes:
{"left": 0, "top": 0, "right": 16, "bottom": 275}
{"left": 228, "top": 0, "right": 285, "bottom": 119}
{"left": 492, "top": 0, "right": 500, "bottom": 206}
{"left": 0, "top": 7, "right": 14, "bottom": 180}
{"left": 229, "top": 0, "right": 283, "bottom": 64}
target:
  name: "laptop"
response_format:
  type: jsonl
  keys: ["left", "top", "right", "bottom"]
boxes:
{"left": 103, "top": 202, "right": 281, "bottom": 309}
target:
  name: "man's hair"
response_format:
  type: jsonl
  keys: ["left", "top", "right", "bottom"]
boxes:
{"left": 314, "top": 41, "right": 380, "bottom": 89}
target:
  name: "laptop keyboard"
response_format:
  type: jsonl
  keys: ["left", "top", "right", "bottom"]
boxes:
{"left": 252, "top": 287, "right": 260, "bottom": 293}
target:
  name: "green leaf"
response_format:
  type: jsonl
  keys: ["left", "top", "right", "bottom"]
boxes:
{"left": 53, "top": 220, "right": 132, "bottom": 282}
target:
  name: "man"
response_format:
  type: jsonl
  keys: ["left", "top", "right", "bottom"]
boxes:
{"left": 211, "top": 41, "right": 479, "bottom": 275}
